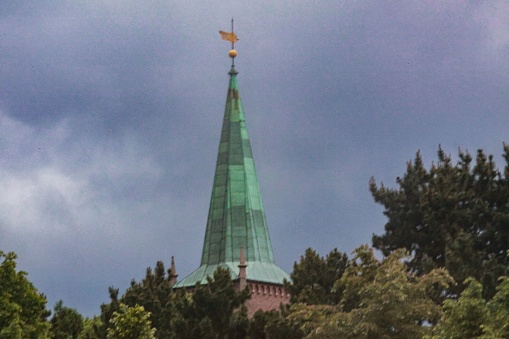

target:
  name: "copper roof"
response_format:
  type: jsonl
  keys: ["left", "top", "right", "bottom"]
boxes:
{"left": 175, "top": 65, "right": 289, "bottom": 287}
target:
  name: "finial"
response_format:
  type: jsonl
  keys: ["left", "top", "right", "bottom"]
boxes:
{"left": 219, "top": 18, "right": 239, "bottom": 66}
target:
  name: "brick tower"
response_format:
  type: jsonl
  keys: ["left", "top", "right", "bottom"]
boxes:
{"left": 174, "top": 30, "right": 290, "bottom": 316}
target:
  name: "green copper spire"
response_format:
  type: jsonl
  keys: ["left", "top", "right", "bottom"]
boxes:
{"left": 202, "top": 65, "right": 274, "bottom": 265}
{"left": 175, "top": 64, "right": 289, "bottom": 287}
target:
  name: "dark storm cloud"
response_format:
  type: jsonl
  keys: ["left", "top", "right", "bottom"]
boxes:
{"left": 0, "top": 1, "right": 508, "bottom": 316}
{"left": 0, "top": 3, "right": 186, "bottom": 132}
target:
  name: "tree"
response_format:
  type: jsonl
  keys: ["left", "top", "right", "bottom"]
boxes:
{"left": 0, "top": 250, "right": 50, "bottom": 338}
{"left": 285, "top": 248, "right": 348, "bottom": 305}
{"left": 430, "top": 276, "right": 509, "bottom": 338}
{"left": 170, "top": 267, "right": 250, "bottom": 338}
{"left": 121, "top": 261, "right": 175, "bottom": 337}
{"left": 429, "top": 278, "right": 488, "bottom": 338}
{"left": 95, "top": 287, "right": 122, "bottom": 338}
{"left": 278, "top": 304, "right": 334, "bottom": 339}
{"left": 248, "top": 310, "right": 295, "bottom": 339}
{"left": 78, "top": 316, "right": 103, "bottom": 339}
{"left": 107, "top": 304, "right": 155, "bottom": 339}
{"left": 332, "top": 246, "right": 451, "bottom": 338}
{"left": 275, "top": 246, "right": 452, "bottom": 338}
{"left": 98, "top": 260, "right": 177, "bottom": 338}
{"left": 370, "top": 146, "right": 509, "bottom": 298}
{"left": 98, "top": 263, "right": 250, "bottom": 338}
{"left": 485, "top": 276, "right": 509, "bottom": 338}
{"left": 50, "top": 300, "right": 84, "bottom": 339}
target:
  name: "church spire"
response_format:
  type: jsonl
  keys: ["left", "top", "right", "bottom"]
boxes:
{"left": 175, "top": 30, "right": 289, "bottom": 288}
{"left": 200, "top": 54, "right": 274, "bottom": 266}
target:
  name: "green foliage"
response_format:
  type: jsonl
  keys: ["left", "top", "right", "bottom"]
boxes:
{"left": 274, "top": 246, "right": 452, "bottom": 339}
{"left": 283, "top": 304, "right": 335, "bottom": 339}
{"left": 96, "top": 287, "right": 121, "bottom": 338}
{"left": 485, "top": 276, "right": 509, "bottom": 337}
{"left": 0, "top": 250, "right": 50, "bottom": 339}
{"left": 121, "top": 261, "right": 175, "bottom": 337}
{"left": 78, "top": 317, "right": 103, "bottom": 339}
{"left": 430, "top": 278, "right": 487, "bottom": 338}
{"left": 430, "top": 276, "right": 509, "bottom": 338}
{"left": 333, "top": 246, "right": 452, "bottom": 338}
{"left": 285, "top": 248, "right": 348, "bottom": 305}
{"left": 247, "top": 310, "right": 283, "bottom": 339}
{"left": 97, "top": 263, "right": 251, "bottom": 338}
{"left": 170, "top": 267, "right": 250, "bottom": 338}
{"left": 107, "top": 304, "right": 155, "bottom": 339}
{"left": 50, "top": 300, "right": 84, "bottom": 339}
{"left": 370, "top": 146, "right": 509, "bottom": 298}
{"left": 97, "top": 260, "right": 179, "bottom": 338}
{"left": 247, "top": 308, "right": 304, "bottom": 339}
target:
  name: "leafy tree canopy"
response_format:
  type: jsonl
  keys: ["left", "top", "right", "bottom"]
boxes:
{"left": 0, "top": 250, "right": 50, "bottom": 338}
{"left": 333, "top": 245, "right": 451, "bottom": 338}
{"left": 107, "top": 304, "right": 155, "bottom": 339}
{"left": 273, "top": 246, "right": 452, "bottom": 339}
{"left": 371, "top": 146, "right": 509, "bottom": 298}
{"left": 98, "top": 261, "right": 175, "bottom": 339}
{"left": 78, "top": 316, "right": 103, "bottom": 339}
{"left": 429, "top": 276, "right": 509, "bottom": 338}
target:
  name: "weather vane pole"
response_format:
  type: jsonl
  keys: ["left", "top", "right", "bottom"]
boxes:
{"left": 219, "top": 18, "right": 239, "bottom": 67}
{"left": 231, "top": 18, "right": 234, "bottom": 50}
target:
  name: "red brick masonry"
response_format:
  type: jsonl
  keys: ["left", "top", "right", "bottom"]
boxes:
{"left": 236, "top": 281, "right": 290, "bottom": 317}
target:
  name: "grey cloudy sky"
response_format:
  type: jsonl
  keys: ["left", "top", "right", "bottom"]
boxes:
{"left": 1, "top": 1, "right": 508, "bottom": 317}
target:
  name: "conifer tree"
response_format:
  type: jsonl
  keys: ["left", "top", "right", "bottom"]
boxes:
{"left": 169, "top": 267, "right": 250, "bottom": 338}
{"left": 50, "top": 300, "right": 84, "bottom": 339}
{"left": 285, "top": 248, "right": 348, "bottom": 305}
{"left": 370, "top": 146, "right": 509, "bottom": 297}
{"left": 121, "top": 261, "right": 175, "bottom": 337}
{"left": 96, "top": 287, "right": 121, "bottom": 338}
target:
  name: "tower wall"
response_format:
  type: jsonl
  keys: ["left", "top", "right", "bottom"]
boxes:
{"left": 235, "top": 281, "right": 290, "bottom": 317}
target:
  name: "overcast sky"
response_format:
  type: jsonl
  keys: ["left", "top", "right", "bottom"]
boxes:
{"left": 1, "top": 1, "right": 508, "bottom": 317}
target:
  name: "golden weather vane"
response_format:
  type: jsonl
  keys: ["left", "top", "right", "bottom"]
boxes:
{"left": 219, "top": 18, "right": 239, "bottom": 65}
